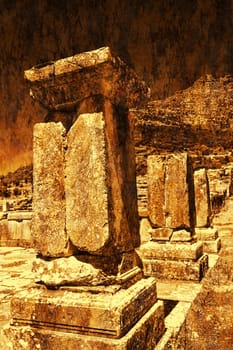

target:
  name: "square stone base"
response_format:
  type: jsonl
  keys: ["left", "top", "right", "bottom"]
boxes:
{"left": 202, "top": 237, "right": 221, "bottom": 253}
{"left": 141, "top": 254, "right": 208, "bottom": 281}
{"left": 195, "top": 227, "right": 218, "bottom": 241}
{"left": 137, "top": 241, "right": 203, "bottom": 261}
{"left": 9, "top": 277, "right": 161, "bottom": 339}
{"left": 5, "top": 301, "right": 165, "bottom": 350}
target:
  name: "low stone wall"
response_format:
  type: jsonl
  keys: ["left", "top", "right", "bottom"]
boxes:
{"left": 207, "top": 163, "right": 233, "bottom": 215}
{"left": 0, "top": 211, "right": 32, "bottom": 247}
{"left": 136, "top": 160, "right": 233, "bottom": 225}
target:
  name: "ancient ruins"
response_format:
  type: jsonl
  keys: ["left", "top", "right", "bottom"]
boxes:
{"left": 0, "top": 44, "right": 233, "bottom": 349}
{"left": 4, "top": 47, "right": 166, "bottom": 350}
{"left": 138, "top": 153, "right": 208, "bottom": 281}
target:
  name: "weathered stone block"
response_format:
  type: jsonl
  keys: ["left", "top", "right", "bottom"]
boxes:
{"left": 195, "top": 227, "right": 218, "bottom": 240}
{"left": 7, "top": 211, "right": 32, "bottom": 221}
{"left": 150, "top": 227, "right": 173, "bottom": 241}
{"left": 24, "top": 47, "right": 149, "bottom": 111}
{"left": 139, "top": 218, "right": 152, "bottom": 243}
{"left": 0, "top": 220, "right": 10, "bottom": 242}
{"left": 32, "top": 122, "right": 72, "bottom": 257}
{"left": 147, "top": 153, "right": 193, "bottom": 229}
{"left": 65, "top": 104, "right": 139, "bottom": 255}
{"left": 32, "top": 256, "right": 114, "bottom": 287}
{"left": 142, "top": 254, "right": 209, "bottom": 281}
{"left": 147, "top": 155, "right": 166, "bottom": 227}
{"left": 156, "top": 301, "right": 190, "bottom": 350}
{"left": 170, "top": 229, "right": 192, "bottom": 242}
{"left": 65, "top": 112, "right": 108, "bottom": 253}
{"left": 10, "top": 278, "right": 158, "bottom": 339}
{"left": 5, "top": 300, "right": 164, "bottom": 350}
{"left": 202, "top": 237, "right": 221, "bottom": 253}
{"left": 194, "top": 168, "right": 211, "bottom": 227}
{"left": 165, "top": 153, "right": 191, "bottom": 228}
{"left": 138, "top": 241, "right": 203, "bottom": 261}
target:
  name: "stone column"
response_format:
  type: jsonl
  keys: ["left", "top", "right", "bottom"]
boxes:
{"left": 6, "top": 47, "right": 165, "bottom": 350}
{"left": 147, "top": 153, "right": 195, "bottom": 241}
{"left": 194, "top": 168, "right": 221, "bottom": 253}
{"left": 32, "top": 122, "right": 71, "bottom": 257}
{"left": 27, "top": 46, "right": 148, "bottom": 273}
{"left": 194, "top": 168, "right": 211, "bottom": 228}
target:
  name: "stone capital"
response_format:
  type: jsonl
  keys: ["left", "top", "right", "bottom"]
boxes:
{"left": 24, "top": 46, "right": 150, "bottom": 111}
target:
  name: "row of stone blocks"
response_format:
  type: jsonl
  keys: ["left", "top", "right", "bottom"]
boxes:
{"left": 138, "top": 153, "right": 221, "bottom": 281}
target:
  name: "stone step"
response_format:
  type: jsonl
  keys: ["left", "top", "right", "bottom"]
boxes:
{"left": 138, "top": 241, "right": 203, "bottom": 261}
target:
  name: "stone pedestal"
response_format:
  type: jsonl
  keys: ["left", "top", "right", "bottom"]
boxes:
{"left": 5, "top": 47, "right": 165, "bottom": 349}
{"left": 6, "top": 275, "right": 165, "bottom": 350}
{"left": 138, "top": 242, "right": 208, "bottom": 281}
{"left": 11, "top": 278, "right": 156, "bottom": 337}
{"left": 138, "top": 153, "right": 208, "bottom": 281}
{"left": 6, "top": 299, "right": 164, "bottom": 350}
{"left": 195, "top": 227, "right": 221, "bottom": 253}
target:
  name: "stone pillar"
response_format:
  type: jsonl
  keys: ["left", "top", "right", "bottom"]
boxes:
{"left": 32, "top": 122, "right": 71, "bottom": 257}
{"left": 65, "top": 101, "right": 139, "bottom": 258}
{"left": 5, "top": 47, "right": 165, "bottom": 350}
{"left": 138, "top": 153, "right": 209, "bottom": 281}
{"left": 194, "top": 168, "right": 221, "bottom": 253}
{"left": 147, "top": 153, "right": 195, "bottom": 240}
{"left": 194, "top": 168, "right": 211, "bottom": 228}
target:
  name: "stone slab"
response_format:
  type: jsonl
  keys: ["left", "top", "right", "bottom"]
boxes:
{"left": 157, "top": 281, "right": 202, "bottom": 302}
{"left": 194, "top": 168, "right": 211, "bottom": 227}
{"left": 65, "top": 112, "right": 109, "bottom": 253}
{"left": 150, "top": 227, "right": 173, "bottom": 241}
{"left": 147, "top": 155, "right": 166, "bottom": 227}
{"left": 195, "top": 227, "right": 218, "bottom": 240}
{"left": 202, "top": 237, "right": 221, "bottom": 253}
{"left": 32, "top": 256, "right": 142, "bottom": 288}
{"left": 32, "top": 256, "right": 116, "bottom": 287}
{"left": 0, "top": 220, "right": 31, "bottom": 248}
{"left": 156, "top": 301, "right": 191, "bottom": 350}
{"left": 10, "top": 278, "right": 157, "bottom": 339}
{"left": 24, "top": 47, "right": 149, "bottom": 111}
{"left": 170, "top": 229, "right": 192, "bottom": 242}
{"left": 142, "top": 254, "right": 208, "bottom": 281}
{"left": 5, "top": 300, "right": 164, "bottom": 350}
{"left": 147, "top": 153, "right": 193, "bottom": 229}
{"left": 139, "top": 218, "right": 152, "bottom": 244}
{"left": 165, "top": 153, "right": 192, "bottom": 229}
{"left": 138, "top": 241, "right": 203, "bottom": 261}
{"left": 65, "top": 105, "right": 139, "bottom": 256}
{"left": 32, "top": 122, "right": 72, "bottom": 257}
